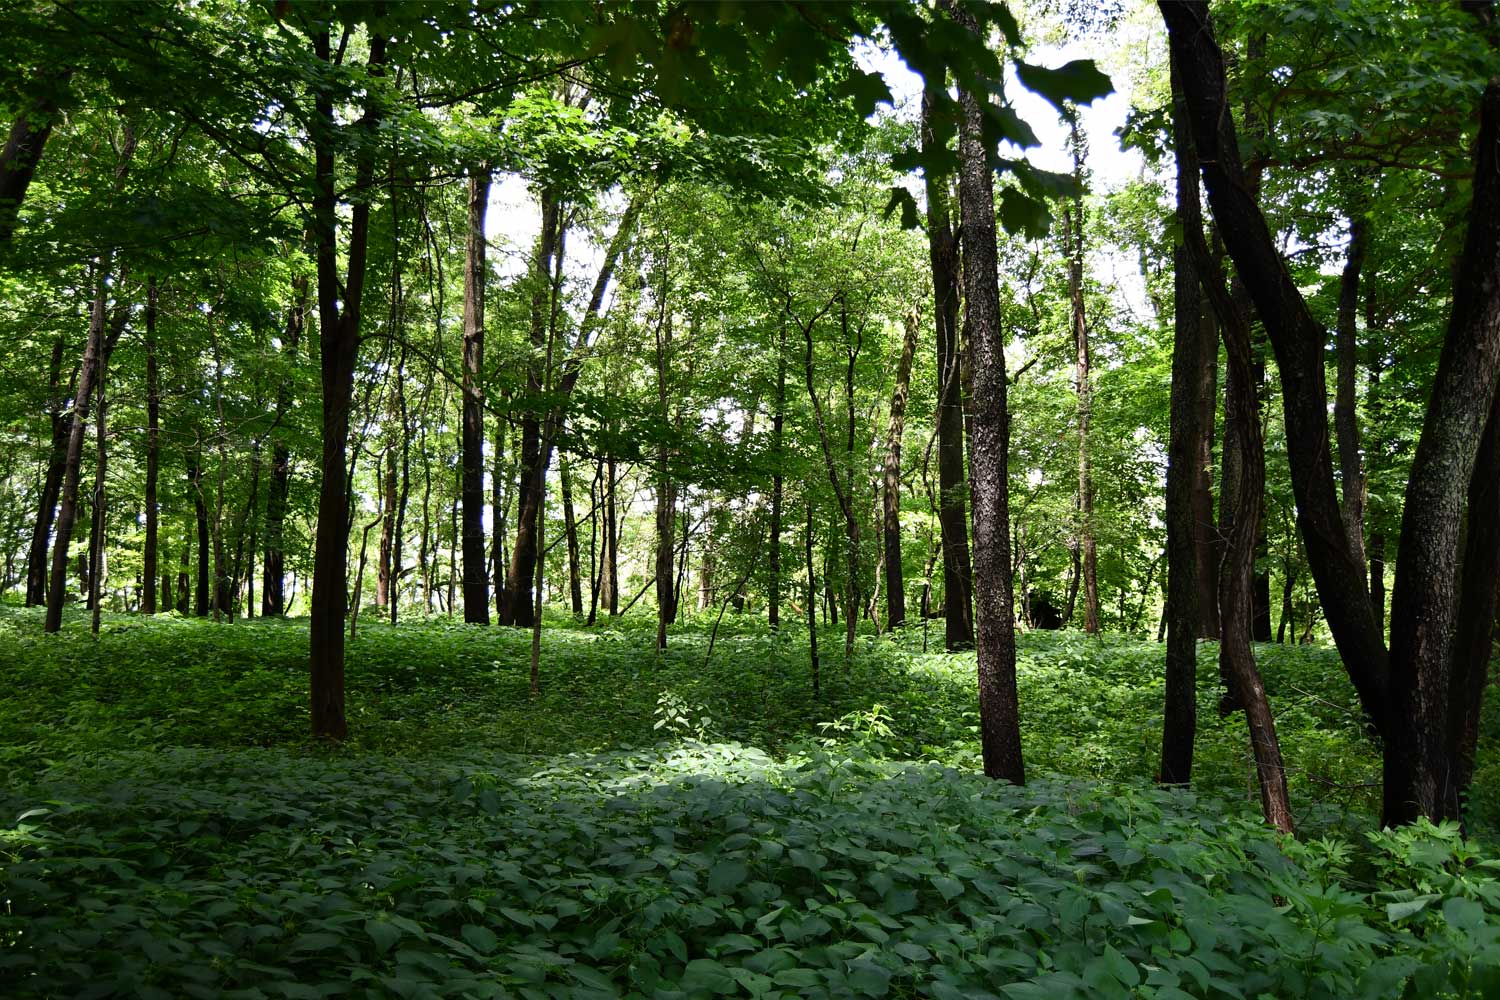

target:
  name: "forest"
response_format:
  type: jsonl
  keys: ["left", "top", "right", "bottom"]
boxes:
{"left": 2, "top": 0, "right": 1500, "bottom": 996}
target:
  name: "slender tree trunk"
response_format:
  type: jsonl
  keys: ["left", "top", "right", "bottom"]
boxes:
{"left": 922, "top": 80, "right": 974, "bottom": 651}
{"left": 1336, "top": 198, "right": 1370, "bottom": 574}
{"left": 262, "top": 272, "right": 305, "bottom": 617}
{"left": 949, "top": 0, "right": 1023, "bottom": 783}
{"left": 882, "top": 310, "right": 918, "bottom": 629}
{"left": 1064, "top": 118, "right": 1100, "bottom": 634}
{"left": 143, "top": 278, "right": 159, "bottom": 614}
{"left": 560, "top": 451, "right": 583, "bottom": 616}
{"left": 308, "top": 25, "right": 387, "bottom": 740}
{"left": 460, "top": 168, "right": 492, "bottom": 624}
{"left": 28, "top": 337, "right": 71, "bottom": 606}
{"left": 601, "top": 452, "right": 618, "bottom": 616}
{"left": 377, "top": 447, "right": 395, "bottom": 607}
{"left": 189, "top": 451, "right": 209, "bottom": 617}
{"left": 769, "top": 325, "right": 787, "bottom": 629}
{"left": 46, "top": 263, "right": 126, "bottom": 632}
{"left": 89, "top": 338, "right": 108, "bottom": 634}
{"left": 805, "top": 498, "right": 820, "bottom": 698}
{"left": 176, "top": 547, "right": 189, "bottom": 614}
{"left": 492, "top": 412, "right": 507, "bottom": 621}
{"left": 502, "top": 191, "right": 559, "bottom": 627}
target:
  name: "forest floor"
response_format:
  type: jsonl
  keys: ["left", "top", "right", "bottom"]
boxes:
{"left": 2, "top": 607, "right": 1498, "bottom": 998}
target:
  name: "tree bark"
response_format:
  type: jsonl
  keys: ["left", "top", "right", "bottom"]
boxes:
{"left": 600, "top": 452, "right": 618, "bottom": 617}
{"left": 768, "top": 324, "right": 787, "bottom": 630}
{"left": 1064, "top": 117, "right": 1100, "bottom": 634}
{"left": 27, "top": 337, "right": 71, "bottom": 606}
{"left": 308, "top": 25, "right": 387, "bottom": 740}
{"left": 460, "top": 168, "right": 492, "bottom": 624}
{"left": 262, "top": 271, "right": 305, "bottom": 617}
{"left": 1161, "top": 51, "right": 1209, "bottom": 785}
{"left": 0, "top": 69, "right": 70, "bottom": 242}
{"left": 561, "top": 451, "right": 583, "bottom": 616}
{"left": 949, "top": 0, "right": 1023, "bottom": 784}
{"left": 189, "top": 450, "right": 209, "bottom": 617}
{"left": 882, "top": 310, "right": 918, "bottom": 629}
{"left": 142, "top": 278, "right": 159, "bottom": 614}
{"left": 1336, "top": 199, "right": 1370, "bottom": 572}
{"left": 922, "top": 80, "right": 975, "bottom": 651}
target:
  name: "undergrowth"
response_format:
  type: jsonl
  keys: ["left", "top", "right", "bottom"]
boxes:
{"left": 2, "top": 606, "right": 1498, "bottom": 998}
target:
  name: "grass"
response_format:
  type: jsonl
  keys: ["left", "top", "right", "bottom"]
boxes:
{"left": 2, "top": 606, "right": 1498, "bottom": 998}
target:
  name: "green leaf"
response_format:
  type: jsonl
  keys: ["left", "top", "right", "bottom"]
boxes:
{"left": 707, "top": 860, "right": 749, "bottom": 894}
{"left": 460, "top": 924, "right": 498, "bottom": 954}
{"left": 365, "top": 920, "right": 402, "bottom": 955}
{"left": 1014, "top": 59, "right": 1113, "bottom": 109}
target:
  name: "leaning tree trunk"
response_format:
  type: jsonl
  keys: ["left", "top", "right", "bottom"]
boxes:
{"left": 0, "top": 68, "right": 71, "bottom": 243}
{"left": 949, "top": 0, "right": 1023, "bottom": 784}
{"left": 922, "top": 79, "right": 975, "bottom": 651}
{"left": 460, "top": 167, "right": 492, "bottom": 624}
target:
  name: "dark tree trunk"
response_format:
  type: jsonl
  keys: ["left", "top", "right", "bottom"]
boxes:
{"left": 950, "top": 0, "right": 1023, "bottom": 784}
{"left": 1192, "top": 302, "right": 1220, "bottom": 639}
{"left": 561, "top": 451, "right": 583, "bottom": 616}
{"left": 46, "top": 263, "right": 127, "bottom": 633}
{"left": 176, "top": 547, "right": 189, "bottom": 614}
{"left": 922, "top": 80, "right": 975, "bottom": 651}
{"left": 0, "top": 69, "right": 70, "bottom": 242}
{"left": 89, "top": 335, "right": 108, "bottom": 634}
{"left": 805, "top": 498, "right": 820, "bottom": 698}
{"left": 769, "top": 324, "right": 787, "bottom": 629}
{"left": 1163, "top": 0, "right": 1500, "bottom": 825}
{"left": 501, "top": 190, "right": 559, "bottom": 627}
{"left": 27, "top": 337, "right": 71, "bottom": 607}
{"left": 263, "top": 271, "right": 306, "bottom": 617}
{"left": 460, "top": 168, "right": 492, "bottom": 624}
{"left": 308, "top": 26, "right": 387, "bottom": 740}
{"left": 143, "top": 278, "right": 159, "bottom": 614}
{"left": 1063, "top": 120, "right": 1099, "bottom": 634}
{"left": 1161, "top": 51, "right": 1210, "bottom": 785}
{"left": 492, "top": 412, "right": 507, "bottom": 621}
{"left": 882, "top": 310, "right": 917, "bottom": 629}
{"left": 377, "top": 447, "right": 395, "bottom": 608}
{"left": 1336, "top": 201, "right": 1370, "bottom": 571}
{"left": 189, "top": 452, "right": 209, "bottom": 617}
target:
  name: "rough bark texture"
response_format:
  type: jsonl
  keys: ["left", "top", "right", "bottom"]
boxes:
{"left": 950, "top": 1, "right": 1023, "bottom": 784}
{"left": 1162, "top": 52, "right": 1207, "bottom": 785}
{"left": 1163, "top": 0, "right": 1500, "bottom": 825}
{"left": 460, "top": 169, "right": 491, "bottom": 624}
{"left": 922, "top": 81, "right": 975, "bottom": 651}
{"left": 307, "top": 26, "right": 386, "bottom": 740}
{"left": 882, "top": 311, "right": 918, "bottom": 629}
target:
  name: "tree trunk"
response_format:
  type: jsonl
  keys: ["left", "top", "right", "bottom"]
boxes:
{"left": 263, "top": 270, "right": 306, "bottom": 616}
{"left": 89, "top": 335, "right": 108, "bottom": 634}
{"left": 601, "top": 451, "right": 618, "bottom": 617}
{"left": 1163, "top": 0, "right": 1500, "bottom": 825}
{"left": 805, "top": 498, "right": 820, "bottom": 698}
{"left": 769, "top": 324, "right": 787, "bottom": 629}
{"left": 1064, "top": 118, "right": 1100, "bottom": 635}
{"left": 501, "top": 190, "right": 560, "bottom": 627}
{"left": 0, "top": 69, "right": 70, "bottom": 242}
{"left": 460, "top": 168, "right": 492, "bottom": 624}
{"left": 561, "top": 451, "right": 583, "bottom": 616}
{"left": 176, "top": 547, "right": 189, "bottom": 614}
{"left": 882, "top": 310, "right": 918, "bottom": 629}
{"left": 377, "top": 446, "right": 395, "bottom": 608}
{"left": 1336, "top": 200, "right": 1370, "bottom": 572}
{"left": 27, "top": 337, "right": 71, "bottom": 606}
{"left": 922, "top": 80, "right": 975, "bottom": 651}
{"left": 949, "top": 0, "right": 1023, "bottom": 784}
{"left": 142, "top": 278, "right": 159, "bottom": 614}
{"left": 46, "top": 262, "right": 127, "bottom": 633}
{"left": 1161, "top": 50, "right": 1209, "bottom": 785}
{"left": 492, "top": 411, "right": 507, "bottom": 621}
{"left": 307, "top": 25, "right": 387, "bottom": 740}
{"left": 1192, "top": 302, "right": 1220, "bottom": 639}
{"left": 189, "top": 450, "right": 209, "bottom": 617}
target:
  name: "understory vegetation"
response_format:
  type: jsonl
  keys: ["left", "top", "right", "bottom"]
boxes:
{"left": 5, "top": 611, "right": 1500, "bottom": 999}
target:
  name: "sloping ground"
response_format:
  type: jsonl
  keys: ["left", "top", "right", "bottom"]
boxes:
{"left": 4, "top": 743, "right": 1499, "bottom": 1000}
